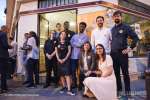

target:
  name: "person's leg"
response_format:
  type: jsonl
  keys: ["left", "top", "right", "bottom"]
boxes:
{"left": 70, "top": 59, "right": 78, "bottom": 88}
{"left": 120, "top": 54, "right": 130, "bottom": 96}
{"left": 111, "top": 52, "right": 122, "bottom": 96}
{"left": 0, "top": 58, "right": 8, "bottom": 91}
{"left": 52, "top": 58, "right": 58, "bottom": 85}
{"left": 59, "top": 76, "right": 66, "bottom": 93}
{"left": 65, "top": 75, "right": 75, "bottom": 95}
{"left": 33, "top": 59, "right": 39, "bottom": 85}
{"left": 26, "top": 58, "right": 34, "bottom": 86}
{"left": 79, "top": 73, "right": 86, "bottom": 90}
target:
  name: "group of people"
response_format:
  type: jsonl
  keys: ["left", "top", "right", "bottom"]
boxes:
{"left": 0, "top": 11, "right": 139, "bottom": 100}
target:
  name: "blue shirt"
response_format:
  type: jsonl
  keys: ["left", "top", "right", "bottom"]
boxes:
{"left": 70, "top": 33, "right": 89, "bottom": 59}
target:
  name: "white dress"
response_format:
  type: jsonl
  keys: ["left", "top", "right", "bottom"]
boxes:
{"left": 83, "top": 55, "right": 117, "bottom": 100}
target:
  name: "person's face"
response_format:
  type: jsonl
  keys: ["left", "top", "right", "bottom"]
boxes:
{"left": 113, "top": 14, "right": 122, "bottom": 24}
{"left": 96, "top": 18, "right": 104, "bottom": 28}
{"left": 79, "top": 24, "right": 86, "bottom": 33}
{"left": 50, "top": 31, "right": 55, "bottom": 38}
{"left": 64, "top": 22, "right": 69, "bottom": 30}
{"left": 56, "top": 24, "right": 61, "bottom": 30}
{"left": 60, "top": 32, "right": 66, "bottom": 40}
{"left": 28, "top": 33, "right": 32, "bottom": 38}
{"left": 96, "top": 45, "right": 104, "bottom": 55}
{"left": 84, "top": 43, "right": 90, "bottom": 52}
{"left": 24, "top": 33, "right": 28, "bottom": 39}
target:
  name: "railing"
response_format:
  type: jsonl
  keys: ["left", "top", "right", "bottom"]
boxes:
{"left": 38, "top": 0, "right": 77, "bottom": 8}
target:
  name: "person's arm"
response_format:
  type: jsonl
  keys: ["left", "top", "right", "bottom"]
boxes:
{"left": 91, "top": 31, "right": 95, "bottom": 50}
{"left": 101, "top": 66, "right": 113, "bottom": 77}
{"left": 55, "top": 47, "right": 61, "bottom": 63}
{"left": 63, "top": 45, "right": 71, "bottom": 62}
{"left": 70, "top": 35, "right": 80, "bottom": 48}
{"left": 127, "top": 25, "right": 139, "bottom": 49}
{"left": 1, "top": 33, "right": 11, "bottom": 49}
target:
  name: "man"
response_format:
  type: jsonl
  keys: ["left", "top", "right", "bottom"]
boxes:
{"left": 0, "top": 25, "right": 11, "bottom": 93}
{"left": 63, "top": 21, "right": 75, "bottom": 41}
{"left": 55, "top": 23, "right": 62, "bottom": 39}
{"left": 43, "top": 30, "right": 58, "bottom": 88}
{"left": 70, "top": 22, "right": 89, "bottom": 88}
{"left": 110, "top": 11, "right": 139, "bottom": 96}
{"left": 91, "top": 16, "right": 111, "bottom": 54}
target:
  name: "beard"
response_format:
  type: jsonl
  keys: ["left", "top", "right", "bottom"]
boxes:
{"left": 114, "top": 19, "right": 121, "bottom": 24}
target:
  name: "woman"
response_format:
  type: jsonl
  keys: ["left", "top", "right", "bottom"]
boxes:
{"left": 25, "top": 31, "right": 39, "bottom": 87}
{"left": 55, "top": 31, "right": 75, "bottom": 96}
{"left": 79, "top": 41, "right": 95, "bottom": 90}
{"left": 83, "top": 44, "right": 116, "bottom": 100}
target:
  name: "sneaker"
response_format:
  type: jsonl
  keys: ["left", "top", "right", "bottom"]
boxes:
{"left": 67, "top": 90, "right": 75, "bottom": 96}
{"left": 59, "top": 87, "right": 66, "bottom": 94}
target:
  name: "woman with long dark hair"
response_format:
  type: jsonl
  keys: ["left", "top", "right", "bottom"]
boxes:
{"left": 55, "top": 31, "right": 75, "bottom": 96}
{"left": 25, "top": 31, "right": 39, "bottom": 87}
{"left": 83, "top": 44, "right": 116, "bottom": 100}
{"left": 78, "top": 41, "right": 95, "bottom": 90}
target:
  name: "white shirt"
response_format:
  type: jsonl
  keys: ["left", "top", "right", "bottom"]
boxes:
{"left": 8, "top": 41, "right": 17, "bottom": 58}
{"left": 27, "top": 37, "right": 39, "bottom": 59}
{"left": 91, "top": 27, "right": 111, "bottom": 54}
{"left": 83, "top": 53, "right": 88, "bottom": 71}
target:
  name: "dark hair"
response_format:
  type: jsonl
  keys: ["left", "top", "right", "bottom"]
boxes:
{"left": 95, "top": 44, "right": 106, "bottom": 62}
{"left": 29, "top": 31, "right": 39, "bottom": 47}
{"left": 64, "top": 21, "right": 69, "bottom": 25}
{"left": 96, "top": 16, "right": 104, "bottom": 21}
{"left": 79, "top": 22, "right": 87, "bottom": 28}
{"left": 113, "top": 10, "right": 122, "bottom": 16}
{"left": 81, "top": 41, "right": 92, "bottom": 54}
{"left": 58, "top": 31, "right": 67, "bottom": 40}
{"left": 9, "top": 37, "right": 13, "bottom": 40}
{"left": 56, "top": 23, "right": 61, "bottom": 27}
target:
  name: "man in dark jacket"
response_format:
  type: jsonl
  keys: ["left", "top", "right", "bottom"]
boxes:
{"left": 111, "top": 11, "right": 139, "bottom": 97}
{"left": 43, "top": 30, "right": 58, "bottom": 88}
{"left": 0, "top": 25, "right": 11, "bottom": 93}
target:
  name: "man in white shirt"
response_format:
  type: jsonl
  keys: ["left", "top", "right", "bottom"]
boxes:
{"left": 91, "top": 16, "right": 111, "bottom": 54}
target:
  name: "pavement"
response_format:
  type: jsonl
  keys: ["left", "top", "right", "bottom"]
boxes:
{"left": 0, "top": 76, "right": 147, "bottom": 100}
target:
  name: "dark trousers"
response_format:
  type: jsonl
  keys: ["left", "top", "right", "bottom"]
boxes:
{"left": 26, "top": 58, "right": 39, "bottom": 85}
{"left": 111, "top": 52, "right": 130, "bottom": 95}
{"left": 71, "top": 59, "right": 78, "bottom": 87}
{"left": 45, "top": 58, "right": 58, "bottom": 85}
{"left": 79, "top": 73, "right": 86, "bottom": 88}
{"left": 8, "top": 57, "right": 16, "bottom": 75}
{"left": 0, "top": 58, "right": 8, "bottom": 90}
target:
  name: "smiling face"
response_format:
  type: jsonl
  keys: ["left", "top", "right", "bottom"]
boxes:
{"left": 96, "top": 17, "right": 104, "bottom": 28}
{"left": 113, "top": 14, "right": 122, "bottom": 24}
{"left": 83, "top": 42, "right": 90, "bottom": 52}
{"left": 96, "top": 45, "right": 104, "bottom": 55}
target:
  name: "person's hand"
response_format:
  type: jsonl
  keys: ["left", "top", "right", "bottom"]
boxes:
{"left": 85, "top": 71, "right": 91, "bottom": 76}
{"left": 48, "top": 55, "right": 52, "bottom": 60}
{"left": 122, "top": 48, "right": 132, "bottom": 54}
{"left": 58, "top": 59, "right": 64, "bottom": 64}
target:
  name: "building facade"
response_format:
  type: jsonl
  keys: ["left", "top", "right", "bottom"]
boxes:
{"left": 6, "top": 0, "right": 150, "bottom": 74}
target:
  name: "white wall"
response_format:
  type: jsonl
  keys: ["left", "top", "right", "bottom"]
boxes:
{"left": 136, "top": 0, "right": 150, "bottom": 6}
{"left": 17, "top": 1, "right": 38, "bottom": 74}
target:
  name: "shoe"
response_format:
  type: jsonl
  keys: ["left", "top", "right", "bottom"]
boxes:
{"left": 43, "top": 84, "right": 49, "bottom": 88}
{"left": 0, "top": 89, "right": 8, "bottom": 94}
{"left": 82, "top": 94, "right": 89, "bottom": 98}
{"left": 59, "top": 87, "right": 66, "bottom": 94}
{"left": 26, "top": 84, "right": 35, "bottom": 88}
{"left": 22, "top": 81, "right": 29, "bottom": 85}
{"left": 67, "top": 90, "right": 75, "bottom": 96}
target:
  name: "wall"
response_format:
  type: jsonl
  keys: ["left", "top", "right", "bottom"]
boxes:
{"left": 17, "top": 1, "right": 38, "bottom": 74}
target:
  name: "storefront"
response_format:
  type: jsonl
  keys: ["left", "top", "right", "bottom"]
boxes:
{"left": 15, "top": 0, "right": 150, "bottom": 75}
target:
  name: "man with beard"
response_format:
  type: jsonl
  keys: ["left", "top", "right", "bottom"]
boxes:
{"left": 110, "top": 11, "right": 139, "bottom": 97}
{"left": 91, "top": 16, "right": 111, "bottom": 54}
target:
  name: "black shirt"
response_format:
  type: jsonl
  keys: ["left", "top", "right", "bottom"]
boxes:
{"left": 111, "top": 23, "right": 139, "bottom": 52}
{"left": 44, "top": 38, "right": 57, "bottom": 55}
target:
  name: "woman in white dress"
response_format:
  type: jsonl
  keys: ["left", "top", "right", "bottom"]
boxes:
{"left": 83, "top": 44, "right": 117, "bottom": 100}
